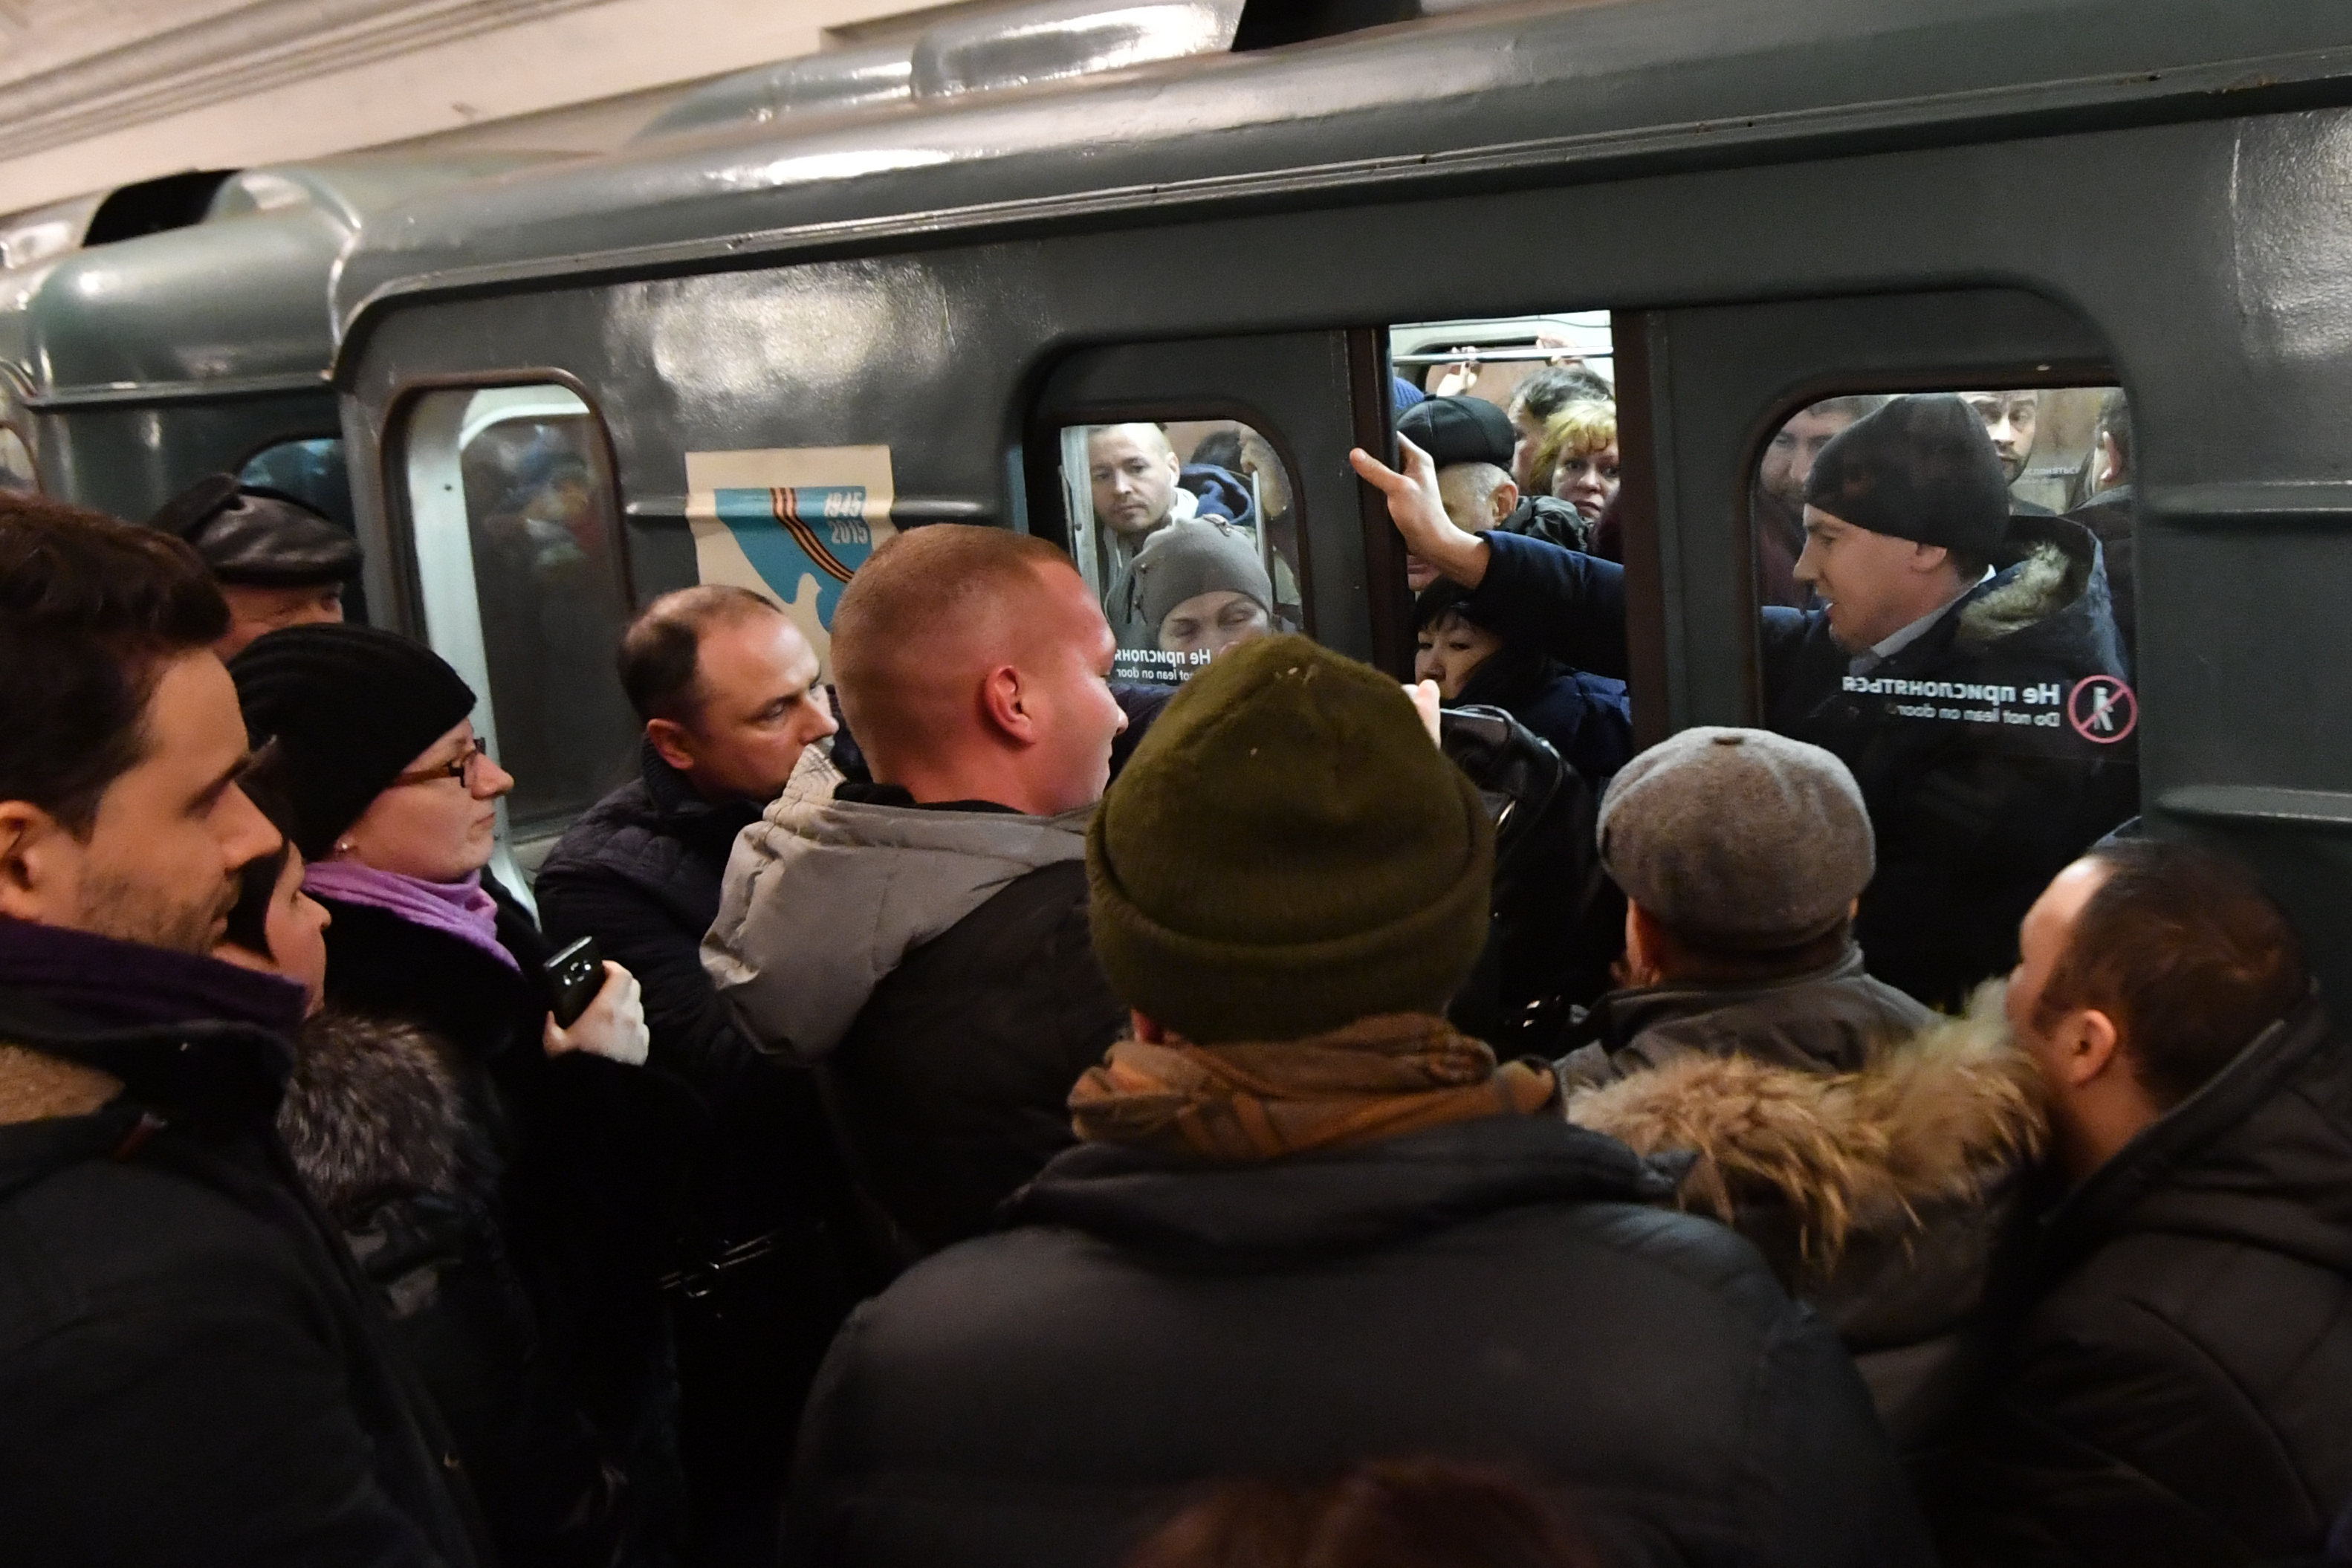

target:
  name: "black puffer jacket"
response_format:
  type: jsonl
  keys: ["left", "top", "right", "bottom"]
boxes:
{"left": 1438, "top": 706, "right": 1617, "bottom": 1054}
{"left": 1931, "top": 995, "right": 2352, "bottom": 1567}
{"left": 1468, "top": 517, "right": 2136, "bottom": 1006}
{"left": 0, "top": 936, "right": 490, "bottom": 1567}
{"left": 1561, "top": 966, "right": 2043, "bottom": 1451}
{"left": 319, "top": 882, "right": 696, "bottom": 1566}
{"left": 783, "top": 1115, "right": 1934, "bottom": 1568}
{"left": 537, "top": 744, "right": 865, "bottom": 1556}
{"left": 704, "top": 788, "right": 1125, "bottom": 1266}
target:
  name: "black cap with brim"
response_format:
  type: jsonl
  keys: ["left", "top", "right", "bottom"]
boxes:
{"left": 1397, "top": 395, "right": 1516, "bottom": 470}
{"left": 155, "top": 474, "right": 361, "bottom": 588}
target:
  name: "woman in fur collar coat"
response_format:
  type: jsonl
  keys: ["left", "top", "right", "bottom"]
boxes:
{"left": 216, "top": 836, "right": 650, "bottom": 1568}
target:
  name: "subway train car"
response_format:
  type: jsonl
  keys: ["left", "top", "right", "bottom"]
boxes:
{"left": 13, "top": 0, "right": 2352, "bottom": 1005}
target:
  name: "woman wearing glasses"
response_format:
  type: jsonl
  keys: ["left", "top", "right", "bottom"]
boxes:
{"left": 231, "top": 623, "right": 678, "bottom": 1567}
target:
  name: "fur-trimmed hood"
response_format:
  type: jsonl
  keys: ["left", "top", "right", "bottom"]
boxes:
{"left": 276, "top": 1008, "right": 499, "bottom": 1220}
{"left": 1917, "top": 511, "right": 2128, "bottom": 681}
{"left": 1568, "top": 983, "right": 2046, "bottom": 1277}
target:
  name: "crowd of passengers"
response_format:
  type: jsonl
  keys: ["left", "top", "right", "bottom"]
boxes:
{"left": 0, "top": 365, "right": 2343, "bottom": 1568}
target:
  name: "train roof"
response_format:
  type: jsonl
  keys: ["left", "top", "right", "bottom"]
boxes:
{"left": 0, "top": 155, "right": 557, "bottom": 406}
{"left": 329, "top": 0, "right": 2352, "bottom": 352}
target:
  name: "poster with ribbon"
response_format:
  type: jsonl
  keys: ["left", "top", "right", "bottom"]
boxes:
{"left": 684, "top": 446, "right": 896, "bottom": 675}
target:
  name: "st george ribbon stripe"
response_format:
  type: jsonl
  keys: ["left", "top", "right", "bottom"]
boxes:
{"left": 770, "top": 487, "right": 858, "bottom": 583}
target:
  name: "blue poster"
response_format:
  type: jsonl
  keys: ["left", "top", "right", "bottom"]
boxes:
{"left": 710, "top": 485, "right": 876, "bottom": 626}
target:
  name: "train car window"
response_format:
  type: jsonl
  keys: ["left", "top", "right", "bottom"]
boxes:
{"left": 1057, "top": 418, "right": 1303, "bottom": 686}
{"left": 1748, "top": 383, "right": 2137, "bottom": 1008}
{"left": 399, "top": 383, "right": 638, "bottom": 858}
{"left": 240, "top": 436, "right": 354, "bottom": 532}
{"left": 0, "top": 427, "right": 34, "bottom": 493}
{"left": 1384, "top": 314, "right": 1633, "bottom": 783}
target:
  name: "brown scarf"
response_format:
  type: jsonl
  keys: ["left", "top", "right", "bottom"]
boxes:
{"left": 1068, "top": 1012, "right": 1558, "bottom": 1162}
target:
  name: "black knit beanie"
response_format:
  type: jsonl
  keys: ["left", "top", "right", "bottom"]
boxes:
{"left": 230, "top": 624, "right": 477, "bottom": 858}
{"left": 1087, "top": 634, "right": 1495, "bottom": 1045}
{"left": 1804, "top": 393, "right": 2010, "bottom": 561}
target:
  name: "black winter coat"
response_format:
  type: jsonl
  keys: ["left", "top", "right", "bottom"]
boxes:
{"left": 1469, "top": 518, "right": 2136, "bottom": 1005}
{"left": 319, "top": 883, "right": 695, "bottom": 1564}
{"left": 829, "top": 857, "right": 1124, "bottom": 1257}
{"left": 537, "top": 745, "right": 866, "bottom": 1558}
{"left": 0, "top": 970, "right": 490, "bottom": 1567}
{"left": 1932, "top": 996, "right": 2352, "bottom": 1567}
{"left": 535, "top": 745, "right": 857, "bottom": 1265}
{"left": 704, "top": 792, "right": 1127, "bottom": 1269}
{"left": 783, "top": 1115, "right": 1934, "bottom": 1568}
{"left": 1438, "top": 706, "right": 1618, "bottom": 1052}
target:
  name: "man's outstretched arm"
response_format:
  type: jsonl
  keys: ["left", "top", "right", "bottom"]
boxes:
{"left": 1351, "top": 438, "right": 1631, "bottom": 679}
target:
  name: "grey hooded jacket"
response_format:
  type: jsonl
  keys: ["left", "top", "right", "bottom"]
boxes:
{"left": 704, "top": 794, "right": 1126, "bottom": 1260}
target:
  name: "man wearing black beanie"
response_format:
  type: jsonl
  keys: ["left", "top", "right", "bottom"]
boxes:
{"left": 1356, "top": 392, "right": 2134, "bottom": 1008}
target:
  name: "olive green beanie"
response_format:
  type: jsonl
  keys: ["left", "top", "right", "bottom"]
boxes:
{"left": 1086, "top": 634, "right": 1494, "bottom": 1045}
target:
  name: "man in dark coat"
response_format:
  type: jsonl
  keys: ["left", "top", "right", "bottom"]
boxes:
{"left": 783, "top": 634, "right": 1932, "bottom": 1568}
{"left": 1356, "top": 394, "right": 2136, "bottom": 1007}
{"left": 537, "top": 586, "right": 863, "bottom": 1559}
{"left": 0, "top": 493, "right": 490, "bottom": 1566}
{"left": 705, "top": 525, "right": 1131, "bottom": 1268}
{"left": 1557, "top": 727, "right": 2044, "bottom": 1454}
{"left": 1933, "top": 840, "right": 2352, "bottom": 1567}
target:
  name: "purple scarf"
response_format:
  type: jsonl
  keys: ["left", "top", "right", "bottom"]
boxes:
{"left": 303, "top": 861, "right": 519, "bottom": 973}
{"left": 0, "top": 916, "right": 308, "bottom": 1036}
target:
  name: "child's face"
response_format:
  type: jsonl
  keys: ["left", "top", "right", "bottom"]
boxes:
{"left": 1413, "top": 613, "right": 1505, "bottom": 702}
{"left": 213, "top": 848, "right": 331, "bottom": 1017}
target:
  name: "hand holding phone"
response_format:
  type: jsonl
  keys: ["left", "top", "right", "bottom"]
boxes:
{"left": 542, "top": 946, "right": 649, "bottom": 1066}
{"left": 544, "top": 936, "right": 604, "bottom": 1028}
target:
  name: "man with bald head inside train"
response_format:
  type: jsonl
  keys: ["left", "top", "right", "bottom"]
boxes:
{"left": 1355, "top": 394, "right": 2133, "bottom": 1007}
{"left": 703, "top": 525, "right": 1130, "bottom": 1269}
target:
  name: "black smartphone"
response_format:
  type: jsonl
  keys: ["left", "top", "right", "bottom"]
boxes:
{"left": 544, "top": 936, "right": 603, "bottom": 1029}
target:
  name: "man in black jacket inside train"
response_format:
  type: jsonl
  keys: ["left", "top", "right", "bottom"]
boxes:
{"left": 783, "top": 634, "right": 1932, "bottom": 1568}
{"left": 1355, "top": 393, "right": 2134, "bottom": 1007}
{"left": 0, "top": 493, "right": 491, "bottom": 1567}
{"left": 704, "top": 525, "right": 1130, "bottom": 1268}
{"left": 537, "top": 585, "right": 861, "bottom": 1560}
{"left": 1934, "top": 839, "right": 2352, "bottom": 1567}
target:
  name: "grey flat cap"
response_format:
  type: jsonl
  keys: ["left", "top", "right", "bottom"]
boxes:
{"left": 1597, "top": 726, "right": 1873, "bottom": 950}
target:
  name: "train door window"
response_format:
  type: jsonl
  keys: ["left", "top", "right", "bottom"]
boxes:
{"left": 240, "top": 435, "right": 365, "bottom": 620}
{"left": 1746, "top": 383, "right": 2136, "bottom": 1008}
{"left": 1382, "top": 313, "right": 1633, "bottom": 783}
{"left": 398, "top": 383, "right": 638, "bottom": 864}
{"left": 0, "top": 427, "right": 33, "bottom": 493}
{"left": 1056, "top": 418, "right": 1303, "bottom": 686}
{"left": 240, "top": 435, "right": 354, "bottom": 531}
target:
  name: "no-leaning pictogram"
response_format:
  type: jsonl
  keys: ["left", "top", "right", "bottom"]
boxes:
{"left": 2067, "top": 675, "right": 2137, "bottom": 744}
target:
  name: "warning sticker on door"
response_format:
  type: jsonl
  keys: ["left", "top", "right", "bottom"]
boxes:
{"left": 686, "top": 447, "right": 895, "bottom": 674}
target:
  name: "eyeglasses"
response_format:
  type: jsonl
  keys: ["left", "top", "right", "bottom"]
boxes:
{"left": 391, "top": 736, "right": 493, "bottom": 791}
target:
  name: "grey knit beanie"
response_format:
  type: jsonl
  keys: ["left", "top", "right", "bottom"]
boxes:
{"left": 1597, "top": 727, "right": 1873, "bottom": 950}
{"left": 1133, "top": 519, "right": 1274, "bottom": 639}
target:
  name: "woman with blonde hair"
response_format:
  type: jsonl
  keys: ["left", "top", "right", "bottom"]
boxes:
{"left": 1533, "top": 399, "right": 1620, "bottom": 523}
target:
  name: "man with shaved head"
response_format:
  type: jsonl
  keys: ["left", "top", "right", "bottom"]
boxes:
{"left": 1088, "top": 422, "right": 1254, "bottom": 646}
{"left": 705, "top": 524, "right": 1130, "bottom": 1266}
